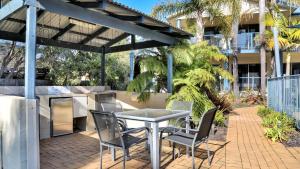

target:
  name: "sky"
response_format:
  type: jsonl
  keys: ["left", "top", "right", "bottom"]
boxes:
{"left": 116, "top": 0, "right": 159, "bottom": 14}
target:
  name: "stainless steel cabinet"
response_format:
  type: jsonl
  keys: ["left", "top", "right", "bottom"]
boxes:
{"left": 50, "top": 97, "right": 73, "bottom": 137}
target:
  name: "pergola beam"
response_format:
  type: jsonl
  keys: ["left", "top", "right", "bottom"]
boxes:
{"left": 0, "top": 30, "right": 167, "bottom": 53}
{"left": 137, "top": 23, "right": 172, "bottom": 32}
{"left": 106, "top": 40, "right": 168, "bottom": 53}
{"left": 38, "top": 0, "right": 177, "bottom": 45}
{"left": 7, "top": 17, "right": 112, "bottom": 41}
{"left": 104, "top": 33, "right": 130, "bottom": 48}
{"left": 69, "top": 1, "right": 145, "bottom": 22}
{"left": 51, "top": 23, "right": 75, "bottom": 40}
{"left": 19, "top": 10, "right": 46, "bottom": 34}
{"left": 80, "top": 26, "right": 109, "bottom": 44}
{"left": 0, "top": 0, "right": 24, "bottom": 21}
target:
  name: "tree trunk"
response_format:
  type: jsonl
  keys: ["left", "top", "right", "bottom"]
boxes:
{"left": 204, "top": 87, "right": 232, "bottom": 113}
{"left": 196, "top": 10, "right": 204, "bottom": 42}
{"left": 286, "top": 53, "right": 291, "bottom": 75}
{"left": 259, "top": 0, "right": 266, "bottom": 95}
{"left": 0, "top": 42, "right": 16, "bottom": 78}
{"left": 232, "top": 19, "right": 239, "bottom": 99}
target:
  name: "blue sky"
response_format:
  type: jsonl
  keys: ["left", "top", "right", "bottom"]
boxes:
{"left": 116, "top": 0, "right": 159, "bottom": 14}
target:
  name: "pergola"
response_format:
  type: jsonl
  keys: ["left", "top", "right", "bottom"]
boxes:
{"left": 0, "top": 0, "right": 191, "bottom": 168}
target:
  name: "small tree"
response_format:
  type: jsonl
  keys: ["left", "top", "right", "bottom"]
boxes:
{"left": 128, "top": 42, "right": 233, "bottom": 116}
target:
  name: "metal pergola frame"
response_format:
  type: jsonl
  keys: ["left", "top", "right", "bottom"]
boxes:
{"left": 0, "top": 0, "right": 191, "bottom": 169}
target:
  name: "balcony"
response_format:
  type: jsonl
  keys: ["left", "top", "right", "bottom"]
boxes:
{"left": 276, "top": 0, "right": 300, "bottom": 8}
{"left": 203, "top": 32, "right": 259, "bottom": 53}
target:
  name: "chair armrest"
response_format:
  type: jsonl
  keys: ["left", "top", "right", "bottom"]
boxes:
{"left": 121, "top": 127, "right": 149, "bottom": 135}
{"left": 117, "top": 120, "right": 127, "bottom": 131}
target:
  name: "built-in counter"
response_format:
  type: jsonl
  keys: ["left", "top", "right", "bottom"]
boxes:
{"left": 38, "top": 92, "right": 116, "bottom": 139}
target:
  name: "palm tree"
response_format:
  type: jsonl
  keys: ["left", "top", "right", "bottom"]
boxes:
{"left": 228, "top": 0, "right": 241, "bottom": 99}
{"left": 127, "top": 47, "right": 168, "bottom": 102}
{"left": 264, "top": 7, "right": 300, "bottom": 75}
{"left": 152, "top": 0, "right": 232, "bottom": 41}
{"left": 170, "top": 42, "right": 234, "bottom": 116}
{"left": 153, "top": 0, "right": 242, "bottom": 98}
{"left": 259, "top": 0, "right": 267, "bottom": 94}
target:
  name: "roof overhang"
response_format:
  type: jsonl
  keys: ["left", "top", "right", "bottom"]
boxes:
{"left": 0, "top": 0, "right": 192, "bottom": 53}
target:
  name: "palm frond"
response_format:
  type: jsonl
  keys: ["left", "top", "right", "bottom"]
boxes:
{"left": 140, "top": 56, "right": 167, "bottom": 74}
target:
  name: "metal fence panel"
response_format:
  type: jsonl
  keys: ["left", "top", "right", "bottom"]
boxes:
{"left": 268, "top": 75, "right": 300, "bottom": 129}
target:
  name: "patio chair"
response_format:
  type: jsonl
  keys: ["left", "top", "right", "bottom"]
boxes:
{"left": 159, "top": 101, "right": 194, "bottom": 136}
{"left": 100, "top": 103, "right": 146, "bottom": 159}
{"left": 159, "top": 107, "right": 218, "bottom": 169}
{"left": 91, "top": 111, "right": 149, "bottom": 169}
{"left": 101, "top": 102, "right": 128, "bottom": 130}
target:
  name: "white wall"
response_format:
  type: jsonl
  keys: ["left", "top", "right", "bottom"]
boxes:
{"left": 0, "top": 96, "right": 27, "bottom": 169}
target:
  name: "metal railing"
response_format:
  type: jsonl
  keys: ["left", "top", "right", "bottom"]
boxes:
{"left": 268, "top": 75, "right": 300, "bottom": 129}
{"left": 239, "top": 76, "right": 261, "bottom": 90}
{"left": 276, "top": 0, "right": 300, "bottom": 8}
{"left": 203, "top": 32, "right": 259, "bottom": 51}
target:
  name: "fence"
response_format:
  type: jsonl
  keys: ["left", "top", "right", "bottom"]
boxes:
{"left": 268, "top": 75, "right": 300, "bottom": 129}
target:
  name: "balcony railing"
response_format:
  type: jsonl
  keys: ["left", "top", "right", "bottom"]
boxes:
{"left": 203, "top": 32, "right": 259, "bottom": 52}
{"left": 276, "top": 0, "right": 300, "bottom": 8}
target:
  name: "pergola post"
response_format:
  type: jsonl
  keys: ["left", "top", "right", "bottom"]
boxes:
{"left": 24, "top": 0, "right": 39, "bottom": 168}
{"left": 167, "top": 53, "right": 173, "bottom": 93}
{"left": 100, "top": 47, "right": 106, "bottom": 85}
{"left": 129, "top": 51, "right": 135, "bottom": 81}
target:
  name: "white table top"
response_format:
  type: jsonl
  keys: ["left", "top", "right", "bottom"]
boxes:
{"left": 115, "top": 108, "right": 190, "bottom": 122}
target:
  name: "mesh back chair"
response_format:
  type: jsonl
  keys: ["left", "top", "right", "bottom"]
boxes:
{"left": 159, "top": 107, "right": 218, "bottom": 169}
{"left": 160, "top": 101, "right": 193, "bottom": 135}
{"left": 101, "top": 102, "right": 127, "bottom": 130}
{"left": 100, "top": 103, "right": 146, "bottom": 159}
{"left": 101, "top": 102, "right": 123, "bottom": 112}
{"left": 91, "top": 111, "right": 149, "bottom": 169}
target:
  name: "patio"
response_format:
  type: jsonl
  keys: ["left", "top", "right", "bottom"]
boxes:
{"left": 40, "top": 107, "right": 300, "bottom": 169}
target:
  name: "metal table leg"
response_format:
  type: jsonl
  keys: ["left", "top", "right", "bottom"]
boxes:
{"left": 151, "top": 122, "right": 160, "bottom": 169}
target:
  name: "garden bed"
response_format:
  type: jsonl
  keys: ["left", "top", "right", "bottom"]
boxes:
{"left": 209, "top": 114, "right": 229, "bottom": 142}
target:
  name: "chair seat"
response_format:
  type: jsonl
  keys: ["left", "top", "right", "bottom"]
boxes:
{"left": 159, "top": 126, "right": 180, "bottom": 133}
{"left": 164, "top": 131, "right": 200, "bottom": 147}
{"left": 105, "top": 134, "right": 147, "bottom": 149}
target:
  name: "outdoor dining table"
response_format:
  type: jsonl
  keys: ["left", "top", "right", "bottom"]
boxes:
{"left": 115, "top": 108, "right": 191, "bottom": 169}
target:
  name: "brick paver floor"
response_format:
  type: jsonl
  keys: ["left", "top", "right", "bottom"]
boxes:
{"left": 40, "top": 107, "right": 300, "bottom": 169}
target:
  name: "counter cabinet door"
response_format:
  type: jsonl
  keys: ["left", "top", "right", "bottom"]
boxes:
{"left": 73, "top": 96, "right": 88, "bottom": 118}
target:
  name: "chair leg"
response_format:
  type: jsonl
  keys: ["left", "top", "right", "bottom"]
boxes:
{"left": 100, "top": 145, "right": 103, "bottom": 169}
{"left": 159, "top": 136, "right": 163, "bottom": 163}
{"left": 122, "top": 149, "right": 126, "bottom": 169}
{"left": 191, "top": 147, "right": 195, "bottom": 169}
{"left": 206, "top": 141, "right": 211, "bottom": 166}
{"left": 125, "top": 149, "right": 130, "bottom": 161}
{"left": 111, "top": 147, "right": 116, "bottom": 161}
{"left": 172, "top": 143, "right": 176, "bottom": 160}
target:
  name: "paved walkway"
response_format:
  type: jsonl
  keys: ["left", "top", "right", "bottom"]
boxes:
{"left": 40, "top": 107, "right": 300, "bottom": 169}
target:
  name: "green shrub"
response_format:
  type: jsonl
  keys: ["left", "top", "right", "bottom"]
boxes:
{"left": 214, "top": 110, "right": 226, "bottom": 127}
{"left": 257, "top": 105, "right": 274, "bottom": 117}
{"left": 262, "top": 111, "right": 295, "bottom": 142}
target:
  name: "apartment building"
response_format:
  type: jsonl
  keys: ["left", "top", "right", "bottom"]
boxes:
{"left": 168, "top": 0, "right": 300, "bottom": 91}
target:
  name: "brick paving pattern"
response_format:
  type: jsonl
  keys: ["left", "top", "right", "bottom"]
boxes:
{"left": 40, "top": 107, "right": 300, "bottom": 169}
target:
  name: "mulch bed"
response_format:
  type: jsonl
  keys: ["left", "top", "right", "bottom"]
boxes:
{"left": 283, "top": 130, "right": 300, "bottom": 147}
